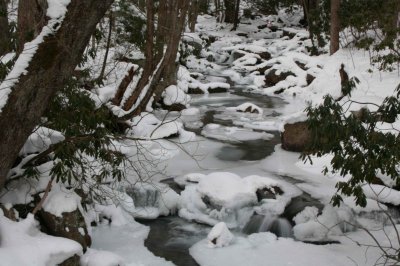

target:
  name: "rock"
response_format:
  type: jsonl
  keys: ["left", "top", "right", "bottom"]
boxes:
{"left": 206, "top": 54, "right": 215, "bottom": 62}
{"left": 166, "top": 103, "right": 186, "bottom": 112}
{"left": 306, "top": 74, "right": 315, "bottom": 85}
{"left": 236, "top": 33, "right": 248, "bottom": 38}
{"left": 231, "top": 50, "right": 247, "bottom": 61}
{"left": 208, "top": 87, "right": 228, "bottom": 93}
{"left": 59, "top": 254, "right": 81, "bottom": 266}
{"left": 265, "top": 69, "right": 295, "bottom": 87}
{"left": 256, "top": 186, "right": 283, "bottom": 201}
{"left": 295, "top": 60, "right": 308, "bottom": 71}
{"left": 253, "top": 64, "right": 272, "bottom": 75}
{"left": 38, "top": 208, "right": 91, "bottom": 252}
{"left": 282, "top": 30, "right": 296, "bottom": 39}
{"left": 281, "top": 121, "right": 311, "bottom": 152}
{"left": 207, "top": 222, "right": 234, "bottom": 248}
{"left": 274, "top": 88, "right": 285, "bottom": 94}
{"left": 202, "top": 195, "right": 223, "bottom": 211}
{"left": 0, "top": 204, "right": 17, "bottom": 221}
{"left": 188, "top": 87, "right": 204, "bottom": 94}
{"left": 258, "top": 51, "right": 271, "bottom": 60}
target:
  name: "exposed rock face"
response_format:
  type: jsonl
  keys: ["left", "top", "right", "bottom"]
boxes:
{"left": 38, "top": 208, "right": 91, "bottom": 252}
{"left": 237, "top": 106, "right": 259, "bottom": 114}
{"left": 306, "top": 74, "right": 315, "bottom": 85}
{"left": 165, "top": 103, "right": 187, "bottom": 112}
{"left": 188, "top": 87, "right": 205, "bottom": 94}
{"left": 281, "top": 121, "right": 311, "bottom": 152}
{"left": 59, "top": 254, "right": 81, "bottom": 266}
{"left": 208, "top": 87, "right": 228, "bottom": 93}
{"left": 0, "top": 204, "right": 17, "bottom": 221}
{"left": 265, "top": 69, "right": 295, "bottom": 87}
{"left": 256, "top": 186, "right": 284, "bottom": 201}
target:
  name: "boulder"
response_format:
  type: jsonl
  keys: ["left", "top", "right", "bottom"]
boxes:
{"left": 306, "top": 74, "right": 315, "bottom": 85}
{"left": 256, "top": 186, "right": 283, "bottom": 201}
{"left": 0, "top": 204, "right": 17, "bottom": 221}
{"left": 188, "top": 87, "right": 205, "bottom": 94}
{"left": 165, "top": 103, "right": 186, "bottom": 112}
{"left": 208, "top": 87, "right": 228, "bottom": 93}
{"left": 265, "top": 69, "right": 295, "bottom": 87}
{"left": 38, "top": 208, "right": 91, "bottom": 252}
{"left": 281, "top": 121, "right": 311, "bottom": 152}
{"left": 59, "top": 254, "right": 81, "bottom": 266}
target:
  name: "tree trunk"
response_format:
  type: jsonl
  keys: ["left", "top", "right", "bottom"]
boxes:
{"left": 188, "top": 0, "right": 199, "bottom": 32}
{"left": 122, "top": 0, "right": 189, "bottom": 117}
{"left": 16, "top": 0, "right": 48, "bottom": 54}
{"left": 0, "top": 0, "right": 114, "bottom": 190}
{"left": 223, "top": 0, "right": 235, "bottom": 23}
{"left": 329, "top": 0, "right": 340, "bottom": 55}
{"left": 232, "top": 0, "right": 240, "bottom": 30}
{"left": 0, "top": 0, "right": 10, "bottom": 56}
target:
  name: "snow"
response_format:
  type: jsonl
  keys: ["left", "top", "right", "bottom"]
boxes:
{"left": 201, "top": 124, "right": 273, "bottom": 143}
{"left": 91, "top": 222, "right": 174, "bottom": 266}
{"left": 0, "top": 214, "right": 82, "bottom": 266}
{"left": 228, "top": 102, "right": 263, "bottom": 115}
{"left": 207, "top": 222, "right": 234, "bottom": 248}
{"left": 81, "top": 248, "right": 125, "bottom": 266}
{"left": 162, "top": 85, "right": 191, "bottom": 106}
{"left": 178, "top": 172, "right": 300, "bottom": 228}
{"left": 42, "top": 186, "right": 81, "bottom": 217}
{"left": 191, "top": 232, "right": 349, "bottom": 266}
{"left": 19, "top": 127, "right": 65, "bottom": 155}
{"left": 128, "top": 112, "right": 183, "bottom": 140}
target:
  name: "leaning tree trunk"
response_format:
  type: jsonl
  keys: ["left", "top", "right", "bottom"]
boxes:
{"left": 223, "top": 0, "right": 235, "bottom": 23}
{"left": 16, "top": 0, "right": 48, "bottom": 54}
{"left": 329, "top": 0, "right": 340, "bottom": 55}
{"left": 0, "top": 0, "right": 10, "bottom": 56}
{"left": 122, "top": 0, "right": 189, "bottom": 117}
{"left": 0, "top": 0, "right": 114, "bottom": 191}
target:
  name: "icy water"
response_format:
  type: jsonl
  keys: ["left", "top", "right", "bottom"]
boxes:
{"left": 139, "top": 73, "right": 325, "bottom": 266}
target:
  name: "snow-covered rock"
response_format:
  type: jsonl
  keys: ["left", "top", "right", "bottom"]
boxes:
{"left": 207, "top": 222, "right": 234, "bottom": 248}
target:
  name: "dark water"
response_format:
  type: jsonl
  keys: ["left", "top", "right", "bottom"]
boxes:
{"left": 137, "top": 217, "right": 209, "bottom": 266}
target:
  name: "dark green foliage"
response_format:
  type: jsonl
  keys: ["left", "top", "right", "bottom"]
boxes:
{"left": 302, "top": 80, "right": 400, "bottom": 207}
{"left": 22, "top": 80, "right": 126, "bottom": 186}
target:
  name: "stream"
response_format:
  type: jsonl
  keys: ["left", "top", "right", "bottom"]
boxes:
{"left": 138, "top": 72, "right": 324, "bottom": 266}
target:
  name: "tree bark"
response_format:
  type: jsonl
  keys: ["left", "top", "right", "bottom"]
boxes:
{"left": 232, "top": 0, "right": 240, "bottom": 30}
{"left": 223, "top": 0, "right": 235, "bottom": 23}
{"left": 122, "top": 0, "right": 189, "bottom": 117}
{"left": 16, "top": 0, "right": 48, "bottom": 54}
{"left": 0, "top": 0, "right": 10, "bottom": 56}
{"left": 330, "top": 0, "right": 340, "bottom": 55}
{"left": 0, "top": 0, "right": 114, "bottom": 190}
{"left": 188, "top": 0, "right": 199, "bottom": 32}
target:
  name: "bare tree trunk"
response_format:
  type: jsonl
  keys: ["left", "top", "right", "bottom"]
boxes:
{"left": 232, "top": 0, "right": 240, "bottom": 30}
{"left": 224, "top": 0, "right": 235, "bottom": 23}
{"left": 0, "top": 0, "right": 114, "bottom": 190}
{"left": 0, "top": 0, "right": 10, "bottom": 56}
{"left": 122, "top": 0, "right": 189, "bottom": 117}
{"left": 188, "top": 0, "right": 199, "bottom": 32}
{"left": 330, "top": 0, "right": 340, "bottom": 55}
{"left": 16, "top": 0, "right": 48, "bottom": 54}
{"left": 98, "top": 12, "right": 113, "bottom": 82}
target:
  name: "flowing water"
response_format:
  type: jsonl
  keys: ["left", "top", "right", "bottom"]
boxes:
{"left": 139, "top": 71, "right": 327, "bottom": 265}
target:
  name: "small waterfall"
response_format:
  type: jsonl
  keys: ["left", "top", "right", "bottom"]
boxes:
{"left": 242, "top": 214, "right": 293, "bottom": 238}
